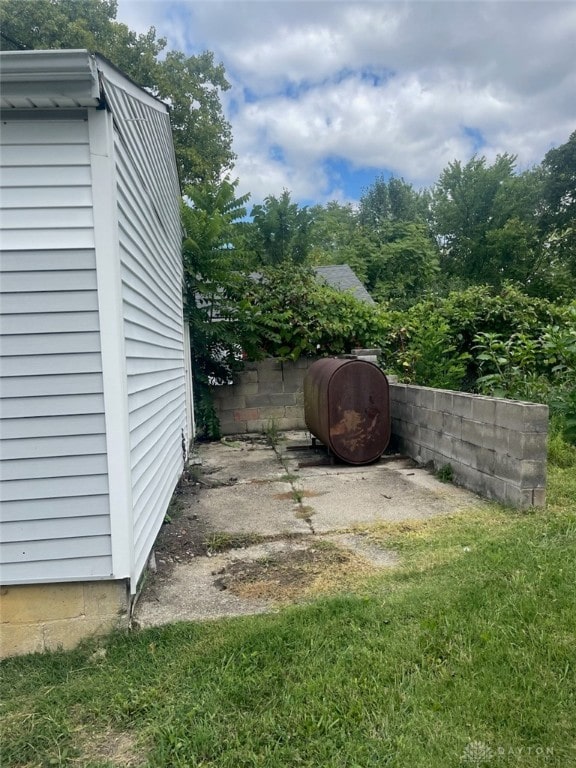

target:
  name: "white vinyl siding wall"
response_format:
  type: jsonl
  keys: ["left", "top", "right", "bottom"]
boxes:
{"left": 101, "top": 76, "right": 186, "bottom": 583}
{"left": 0, "top": 116, "right": 112, "bottom": 584}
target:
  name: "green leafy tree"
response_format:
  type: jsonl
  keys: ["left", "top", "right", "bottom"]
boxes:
{"left": 359, "top": 176, "right": 428, "bottom": 230}
{"left": 538, "top": 131, "right": 576, "bottom": 297}
{"left": 432, "top": 154, "right": 517, "bottom": 284}
{"left": 181, "top": 177, "right": 251, "bottom": 436}
{"left": 250, "top": 190, "right": 314, "bottom": 265}
{"left": 0, "top": 0, "right": 234, "bottom": 184}
{"left": 354, "top": 177, "right": 440, "bottom": 305}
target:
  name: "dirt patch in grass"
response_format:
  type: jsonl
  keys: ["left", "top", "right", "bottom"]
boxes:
{"left": 75, "top": 727, "right": 145, "bottom": 767}
{"left": 212, "top": 542, "right": 377, "bottom": 602}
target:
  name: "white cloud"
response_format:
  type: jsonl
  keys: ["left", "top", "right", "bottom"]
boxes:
{"left": 116, "top": 1, "right": 576, "bottom": 204}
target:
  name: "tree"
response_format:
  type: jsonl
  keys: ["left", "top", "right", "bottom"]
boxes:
{"left": 359, "top": 176, "right": 428, "bottom": 230}
{"left": 308, "top": 201, "right": 368, "bottom": 280}
{"left": 356, "top": 176, "right": 439, "bottom": 305}
{"left": 181, "top": 177, "right": 251, "bottom": 436}
{"left": 432, "top": 154, "right": 517, "bottom": 284}
{"left": 539, "top": 131, "right": 576, "bottom": 297}
{"left": 363, "top": 222, "right": 440, "bottom": 304}
{"left": 0, "top": 0, "right": 234, "bottom": 184}
{"left": 250, "top": 191, "right": 314, "bottom": 265}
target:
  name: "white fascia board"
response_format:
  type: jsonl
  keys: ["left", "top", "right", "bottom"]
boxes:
{"left": 88, "top": 108, "right": 134, "bottom": 584}
{"left": 0, "top": 49, "right": 101, "bottom": 108}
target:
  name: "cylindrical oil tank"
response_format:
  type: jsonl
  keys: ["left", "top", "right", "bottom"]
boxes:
{"left": 304, "top": 358, "right": 390, "bottom": 465}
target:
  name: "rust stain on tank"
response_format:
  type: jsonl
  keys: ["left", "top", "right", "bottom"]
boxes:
{"left": 304, "top": 358, "right": 391, "bottom": 465}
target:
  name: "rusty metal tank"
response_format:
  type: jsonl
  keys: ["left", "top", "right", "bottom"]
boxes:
{"left": 304, "top": 357, "right": 390, "bottom": 465}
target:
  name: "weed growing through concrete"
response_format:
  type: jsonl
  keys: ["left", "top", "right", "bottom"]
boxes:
{"left": 203, "top": 532, "right": 264, "bottom": 553}
{"left": 436, "top": 463, "right": 454, "bottom": 483}
{"left": 263, "top": 418, "right": 281, "bottom": 447}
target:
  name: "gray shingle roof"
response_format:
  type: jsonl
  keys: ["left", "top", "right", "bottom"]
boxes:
{"left": 314, "top": 265, "right": 375, "bottom": 304}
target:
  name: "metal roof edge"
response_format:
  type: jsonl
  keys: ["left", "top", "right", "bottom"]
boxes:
{"left": 0, "top": 49, "right": 170, "bottom": 113}
{"left": 0, "top": 49, "right": 101, "bottom": 108}
{"left": 93, "top": 53, "right": 170, "bottom": 114}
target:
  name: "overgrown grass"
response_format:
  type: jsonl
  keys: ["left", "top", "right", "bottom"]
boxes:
{"left": 2, "top": 466, "right": 575, "bottom": 767}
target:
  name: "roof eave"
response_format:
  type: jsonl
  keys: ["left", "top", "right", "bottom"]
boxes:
{"left": 0, "top": 49, "right": 101, "bottom": 109}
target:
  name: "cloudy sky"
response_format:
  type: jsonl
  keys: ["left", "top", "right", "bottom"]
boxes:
{"left": 116, "top": 1, "right": 576, "bottom": 206}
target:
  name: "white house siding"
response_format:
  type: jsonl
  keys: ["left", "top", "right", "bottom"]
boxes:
{"left": 99, "top": 72, "right": 186, "bottom": 583}
{"left": 0, "top": 114, "right": 112, "bottom": 584}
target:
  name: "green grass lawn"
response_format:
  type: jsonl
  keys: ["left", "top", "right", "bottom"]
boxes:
{"left": 2, "top": 464, "right": 575, "bottom": 768}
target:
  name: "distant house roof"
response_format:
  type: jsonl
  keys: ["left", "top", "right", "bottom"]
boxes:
{"left": 314, "top": 265, "right": 375, "bottom": 304}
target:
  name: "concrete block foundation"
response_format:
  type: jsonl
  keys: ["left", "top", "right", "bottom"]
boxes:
{"left": 0, "top": 580, "right": 130, "bottom": 658}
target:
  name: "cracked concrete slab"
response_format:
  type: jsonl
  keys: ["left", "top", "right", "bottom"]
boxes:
{"left": 135, "top": 431, "right": 487, "bottom": 629}
{"left": 193, "top": 480, "right": 311, "bottom": 536}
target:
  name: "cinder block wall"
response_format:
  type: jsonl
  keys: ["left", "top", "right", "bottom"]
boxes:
{"left": 0, "top": 580, "right": 129, "bottom": 658}
{"left": 210, "top": 359, "right": 548, "bottom": 508}
{"left": 390, "top": 384, "right": 548, "bottom": 508}
{"left": 211, "top": 358, "right": 314, "bottom": 435}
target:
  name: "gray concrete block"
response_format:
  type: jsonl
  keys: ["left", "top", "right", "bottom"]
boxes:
{"left": 237, "top": 382, "right": 259, "bottom": 396}
{"left": 418, "top": 426, "right": 437, "bottom": 450}
{"left": 391, "top": 402, "right": 409, "bottom": 422}
{"left": 453, "top": 463, "right": 507, "bottom": 504}
{"left": 493, "top": 425, "right": 511, "bottom": 454}
{"left": 280, "top": 417, "right": 307, "bottom": 431}
{"left": 217, "top": 394, "right": 246, "bottom": 410}
{"left": 257, "top": 380, "right": 286, "bottom": 395}
{"left": 451, "top": 392, "right": 474, "bottom": 419}
{"left": 460, "top": 418, "right": 480, "bottom": 446}
{"left": 418, "top": 407, "right": 443, "bottom": 430}
{"left": 473, "top": 446, "right": 497, "bottom": 476}
{"left": 442, "top": 413, "right": 462, "bottom": 439}
{"left": 414, "top": 386, "right": 436, "bottom": 409}
{"left": 270, "top": 393, "right": 299, "bottom": 407}
{"left": 258, "top": 369, "right": 284, "bottom": 384}
{"left": 402, "top": 421, "right": 420, "bottom": 442}
{"left": 519, "top": 460, "right": 547, "bottom": 488}
{"left": 221, "top": 420, "right": 247, "bottom": 435}
{"left": 494, "top": 399, "right": 547, "bottom": 432}
{"left": 434, "top": 431, "right": 453, "bottom": 458}
{"left": 238, "top": 370, "right": 259, "bottom": 384}
{"left": 295, "top": 357, "right": 315, "bottom": 369}
{"left": 284, "top": 405, "right": 305, "bottom": 420}
{"left": 453, "top": 439, "right": 478, "bottom": 469}
{"left": 507, "top": 430, "right": 547, "bottom": 461}
{"left": 245, "top": 394, "right": 272, "bottom": 407}
{"left": 503, "top": 484, "right": 532, "bottom": 509}
{"left": 522, "top": 403, "right": 549, "bottom": 432}
{"left": 281, "top": 370, "right": 305, "bottom": 390}
{"left": 389, "top": 384, "right": 408, "bottom": 404}
{"left": 414, "top": 446, "right": 435, "bottom": 465}
{"left": 246, "top": 419, "right": 269, "bottom": 433}
{"left": 472, "top": 396, "right": 497, "bottom": 424}
{"left": 494, "top": 454, "right": 524, "bottom": 484}
{"left": 532, "top": 488, "right": 546, "bottom": 507}
{"left": 259, "top": 406, "right": 287, "bottom": 420}
{"left": 258, "top": 358, "right": 282, "bottom": 370}
{"left": 435, "top": 390, "right": 455, "bottom": 413}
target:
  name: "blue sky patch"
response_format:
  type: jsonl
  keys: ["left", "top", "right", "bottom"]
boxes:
{"left": 324, "top": 157, "right": 392, "bottom": 202}
{"left": 462, "top": 126, "right": 486, "bottom": 153}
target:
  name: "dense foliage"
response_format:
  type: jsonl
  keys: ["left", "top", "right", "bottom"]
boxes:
{"left": 6, "top": 0, "right": 574, "bottom": 443}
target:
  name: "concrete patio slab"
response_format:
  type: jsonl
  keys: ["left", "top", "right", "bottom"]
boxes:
{"left": 193, "top": 480, "right": 311, "bottom": 536}
{"left": 135, "top": 431, "right": 488, "bottom": 629}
